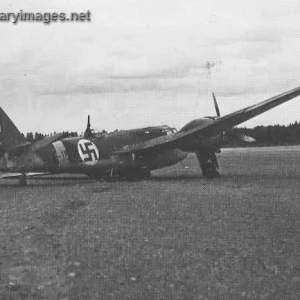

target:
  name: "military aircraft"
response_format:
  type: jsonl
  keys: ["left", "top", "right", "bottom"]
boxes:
{"left": 1, "top": 86, "right": 300, "bottom": 185}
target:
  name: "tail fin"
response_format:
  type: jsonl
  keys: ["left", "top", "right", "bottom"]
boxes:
{"left": 0, "top": 107, "right": 30, "bottom": 152}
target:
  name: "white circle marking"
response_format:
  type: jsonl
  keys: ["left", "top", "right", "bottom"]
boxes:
{"left": 77, "top": 139, "right": 99, "bottom": 165}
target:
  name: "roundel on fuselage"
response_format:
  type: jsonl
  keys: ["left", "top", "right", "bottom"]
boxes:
{"left": 77, "top": 139, "right": 99, "bottom": 165}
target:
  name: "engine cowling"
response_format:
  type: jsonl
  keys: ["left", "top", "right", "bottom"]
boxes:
{"left": 178, "top": 117, "right": 223, "bottom": 152}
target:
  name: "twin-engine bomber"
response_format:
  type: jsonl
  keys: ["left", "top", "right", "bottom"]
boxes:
{"left": 1, "top": 87, "right": 300, "bottom": 185}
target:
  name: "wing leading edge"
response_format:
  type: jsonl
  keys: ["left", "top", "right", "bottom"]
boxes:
{"left": 187, "top": 86, "right": 300, "bottom": 138}
{"left": 115, "top": 86, "right": 300, "bottom": 155}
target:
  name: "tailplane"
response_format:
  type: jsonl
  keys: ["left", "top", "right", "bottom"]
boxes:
{"left": 0, "top": 107, "right": 30, "bottom": 152}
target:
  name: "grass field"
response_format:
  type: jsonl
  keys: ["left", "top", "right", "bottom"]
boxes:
{"left": 1, "top": 146, "right": 300, "bottom": 300}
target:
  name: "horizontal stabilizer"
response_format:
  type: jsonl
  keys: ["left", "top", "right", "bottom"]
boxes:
{"left": 239, "top": 134, "right": 256, "bottom": 143}
{"left": 0, "top": 172, "right": 49, "bottom": 180}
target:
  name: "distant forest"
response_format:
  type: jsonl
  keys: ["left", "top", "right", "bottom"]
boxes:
{"left": 227, "top": 122, "right": 300, "bottom": 147}
{"left": 24, "top": 131, "right": 78, "bottom": 142}
{"left": 24, "top": 122, "right": 300, "bottom": 147}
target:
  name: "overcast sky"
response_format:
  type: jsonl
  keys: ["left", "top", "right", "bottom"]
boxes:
{"left": 1, "top": 0, "right": 300, "bottom": 134}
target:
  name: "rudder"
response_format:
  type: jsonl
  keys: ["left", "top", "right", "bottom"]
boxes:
{"left": 0, "top": 107, "right": 30, "bottom": 151}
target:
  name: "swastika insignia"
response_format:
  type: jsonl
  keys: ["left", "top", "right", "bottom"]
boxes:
{"left": 77, "top": 139, "right": 99, "bottom": 165}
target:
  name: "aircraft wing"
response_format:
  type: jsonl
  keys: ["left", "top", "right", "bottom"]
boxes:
{"left": 115, "top": 86, "right": 300, "bottom": 155}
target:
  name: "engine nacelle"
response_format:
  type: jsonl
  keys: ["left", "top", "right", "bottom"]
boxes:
{"left": 177, "top": 117, "right": 223, "bottom": 152}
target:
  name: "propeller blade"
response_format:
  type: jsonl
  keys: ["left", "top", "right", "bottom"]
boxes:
{"left": 84, "top": 115, "right": 93, "bottom": 138}
{"left": 212, "top": 92, "right": 221, "bottom": 117}
{"left": 87, "top": 115, "right": 91, "bottom": 129}
{"left": 239, "top": 134, "right": 256, "bottom": 143}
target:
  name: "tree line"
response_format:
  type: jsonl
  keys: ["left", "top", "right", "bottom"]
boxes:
{"left": 25, "top": 131, "right": 78, "bottom": 142}
{"left": 227, "top": 121, "right": 300, "bottom": 147}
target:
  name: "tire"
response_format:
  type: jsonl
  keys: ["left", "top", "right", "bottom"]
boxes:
{"left": 202, "top": 162, "right": 220, "bottom": 179}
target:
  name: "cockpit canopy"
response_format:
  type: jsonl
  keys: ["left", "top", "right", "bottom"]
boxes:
{"left": 92, "top": 129, "right": 108, "bottom": 139}
{"left": 152, "top": 125, "right": 177, "bottom": 135}
{"left": 135, "top": 125, "right": 177, "bottom": 140}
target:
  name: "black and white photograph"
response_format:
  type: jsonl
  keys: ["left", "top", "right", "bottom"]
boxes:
{"left": 1, "top": 0, "right": 300, "bottom": 299}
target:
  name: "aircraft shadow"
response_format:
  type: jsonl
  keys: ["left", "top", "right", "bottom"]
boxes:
{"left": 0, "top": 184, "right": 114, "bottom": 195}
{"left": 27, "top": 176, "right": 91, "bottom": 181}
{"left": 0, "top": 176, "right": 94, "bottom": 188}
{"left": 151, "top": 172, "right": 300, "bottom": 182}
{"left": 1, "top": 173, "right": 298, "bottom": 187}
{"left": 151, "top": 174, "right": 204, "bottom": 182}
{"left": 223, "top": 173, "right": 300, "bottom": 181}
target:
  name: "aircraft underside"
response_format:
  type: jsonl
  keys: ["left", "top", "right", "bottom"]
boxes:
{"left": 1, "top": 146, "right": 221, "bottom": 184}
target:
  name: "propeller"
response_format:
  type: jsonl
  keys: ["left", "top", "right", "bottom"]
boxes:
{"left": 212, "top": 92, "right": 221, "bottom": 117}
{"left": 87, "top": 115, "right": 91, "bottom": 131}
{"left": 84, "top": 115, "right": 94, "bottom": 138}
{"left": 211, "top": 92, "right": 256, "bottom": 144}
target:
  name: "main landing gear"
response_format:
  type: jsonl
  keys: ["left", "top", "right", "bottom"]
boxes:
{"left": 196, "top": 150, "right": 220, "bottom": 179}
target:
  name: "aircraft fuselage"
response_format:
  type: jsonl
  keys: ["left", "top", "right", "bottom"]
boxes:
{"left": 4, "top": 126, "right": 187, "bottom": 177}
{"left": 3, "top": 120, "right": 222, "bottom": 179}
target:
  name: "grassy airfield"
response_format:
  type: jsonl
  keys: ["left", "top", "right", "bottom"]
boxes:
{"left": 0, "top": 146, "right": 300, "bottom": 300}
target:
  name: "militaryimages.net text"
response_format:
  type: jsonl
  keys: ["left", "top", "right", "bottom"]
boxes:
{"left": 0, "top": 10, "right": 91, "bottom": 24}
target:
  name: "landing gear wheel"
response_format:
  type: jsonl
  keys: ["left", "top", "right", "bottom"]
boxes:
{"left": 202, "top": 162, "right": 220, "bottom": 179}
